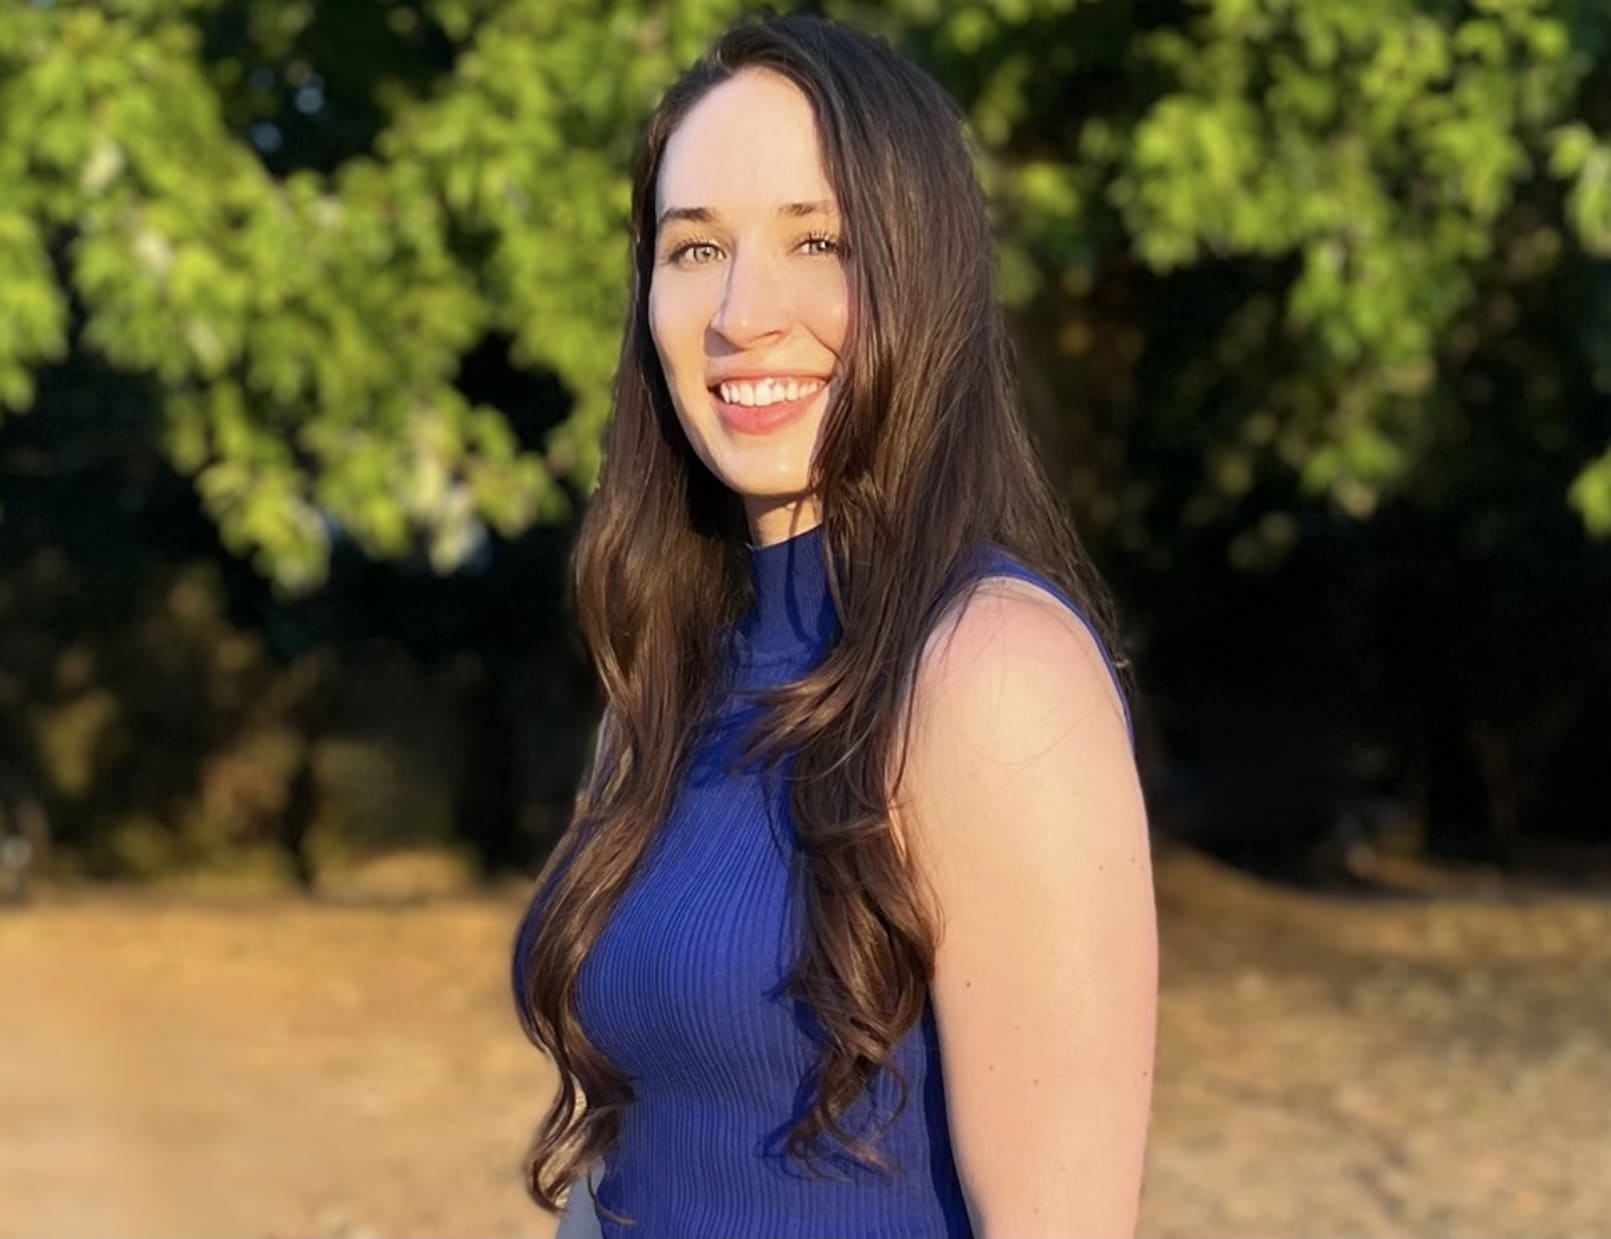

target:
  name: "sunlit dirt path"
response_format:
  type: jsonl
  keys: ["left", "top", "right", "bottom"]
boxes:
{"left": 2, "top": 846, "right": 1606, "bottom": 1238}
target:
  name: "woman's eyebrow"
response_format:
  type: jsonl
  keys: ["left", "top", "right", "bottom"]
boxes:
{"left": 656, "top": 200, "right": 839, "bottom": 228}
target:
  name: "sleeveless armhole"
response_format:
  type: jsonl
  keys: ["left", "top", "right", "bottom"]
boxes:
{"left": 967, "top": 555, "right": 1136, "bottom": 754}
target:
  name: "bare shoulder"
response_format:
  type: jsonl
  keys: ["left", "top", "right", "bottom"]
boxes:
{"left": 888, "top": 575, "right": 1138, "bottom": 870}
{"left": 911, "top": 573, "right": 1129, "bottom": 748}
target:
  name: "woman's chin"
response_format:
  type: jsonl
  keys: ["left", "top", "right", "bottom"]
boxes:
{"left": 710, "top": 457, "right": 816, "bottom": 504}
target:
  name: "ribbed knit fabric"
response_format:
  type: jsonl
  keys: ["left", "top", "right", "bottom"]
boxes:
{"left": 526, "top": 523, "right": 1132, "bottom": 1238}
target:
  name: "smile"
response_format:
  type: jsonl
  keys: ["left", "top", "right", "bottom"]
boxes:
{"left": 709, "top": 377, "right": 828, "bottom": 436}
{"left": 713, "top": 377, "right": 826, "bottom": 407}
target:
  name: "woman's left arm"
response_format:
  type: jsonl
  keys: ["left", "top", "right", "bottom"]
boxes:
{"left": 895, "top": 581, "right": 1158, "bottom": 1239}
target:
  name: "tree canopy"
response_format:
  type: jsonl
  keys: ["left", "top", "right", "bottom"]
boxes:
{"left": 2, "top": 0, "right": 1609, "bottom": 594}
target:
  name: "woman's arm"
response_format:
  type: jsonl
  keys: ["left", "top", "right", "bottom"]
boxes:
{"left": 894, "top": 580, "right": 1157, "bottom": 1238}
{"left": 553, "top": 1161, "right": 605, "bottom": 1239}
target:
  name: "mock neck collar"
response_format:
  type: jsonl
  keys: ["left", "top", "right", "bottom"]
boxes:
{"left": 734, "top": 521, "right": 838, "bottom": 666}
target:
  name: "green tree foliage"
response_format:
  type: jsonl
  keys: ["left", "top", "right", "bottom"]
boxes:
{"left": 1, "top": 0, "right": 1609, "bottom": 592}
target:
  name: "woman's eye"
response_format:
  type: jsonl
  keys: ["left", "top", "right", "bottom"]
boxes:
{"left": 670, "top": 241, "right": 721, "bottom": 266}
{"left": 665, "top": 234, "right": 841, "bottom": 265}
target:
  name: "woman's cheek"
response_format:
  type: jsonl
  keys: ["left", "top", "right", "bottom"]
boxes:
{"left": 805, "top": 269, "right": 851, "bottom": 356}
{"left": 653, "top": 284, "right": 707, "bottom": 401}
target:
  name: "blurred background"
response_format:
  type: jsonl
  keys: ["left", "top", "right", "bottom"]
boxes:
{"left": 1, "top": 0, "right": 1608, "bottom": 1235}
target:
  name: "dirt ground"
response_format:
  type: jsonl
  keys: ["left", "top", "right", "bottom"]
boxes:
{"left": 1, "top": 843, "right": 1607, "bottom": 1239}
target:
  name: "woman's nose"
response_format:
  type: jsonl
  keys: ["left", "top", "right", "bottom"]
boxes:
{"left": 711, "top": 251, "right": 790, "bottom": 347}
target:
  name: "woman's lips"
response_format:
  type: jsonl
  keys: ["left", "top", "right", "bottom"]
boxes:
{"left": 710, "top": 382, "right": 828, "bottom": 435}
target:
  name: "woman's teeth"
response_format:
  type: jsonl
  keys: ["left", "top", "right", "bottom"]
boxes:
{"left": 716, "top": 377, "right": 824, "bottom": 407}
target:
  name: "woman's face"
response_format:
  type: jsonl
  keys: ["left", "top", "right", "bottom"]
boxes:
{"left": 649, "top": 67, "right": 850, "bottom": 547}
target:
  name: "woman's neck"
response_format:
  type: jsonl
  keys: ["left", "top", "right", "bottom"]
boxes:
{"left": 744, "top": 495, "right": 823, "bottom": 549}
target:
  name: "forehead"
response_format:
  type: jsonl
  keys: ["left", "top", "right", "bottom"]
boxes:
{"left": 657, "top": 69, "right": 835, "bottom": 216}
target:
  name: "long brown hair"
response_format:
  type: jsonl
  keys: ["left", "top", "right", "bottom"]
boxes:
{"left": 513, "top": 10, "right": 1130, "bottom": 1221}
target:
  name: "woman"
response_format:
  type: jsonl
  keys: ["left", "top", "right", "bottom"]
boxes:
{"left": 513, "top": 12, "right": 1156, "bottom": 1238}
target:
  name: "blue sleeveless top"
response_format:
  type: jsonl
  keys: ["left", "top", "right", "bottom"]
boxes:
{"left": 517, "top": 523, "right": 1132, "bottom": 1238}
